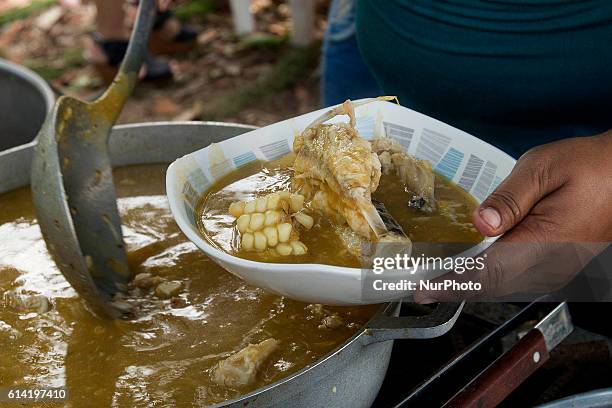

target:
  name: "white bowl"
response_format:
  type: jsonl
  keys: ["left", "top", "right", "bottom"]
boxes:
{"left": 166, "top": 100, "right": 516, "bottom": 305}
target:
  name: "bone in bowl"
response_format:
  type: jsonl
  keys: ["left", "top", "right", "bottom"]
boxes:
{"left": 166, "top": 99, "right": 517, "bottom": 305}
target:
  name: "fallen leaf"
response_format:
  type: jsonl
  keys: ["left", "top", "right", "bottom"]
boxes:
{"left": 0, "top": 20, "right": 25, "bottom": 50}
{"left": 208, "top": 67, "right": 224, "bottom": 79}
{"left": 174, "top": 77, "right": 208, "bottom": 99}
{"left": 250, "top": 0, "right": 272, "bottom": 14}
{"left": 34, "top": 6, "right": 63, "bottom": 31}
{"left": 197, "top": 28, "right": 218, "bottom": 46}
{"left": 174, "top": 100, "right": 204, "bottom": 121}
{"left": 225, "top": 64, "right": 241, "bottom": 76}
{"left": 268, "top": 22, "right": 288, "bottom": 36}
{"left": 68, "top": 72, "right": 100, "bottom": 89}
{"left": 152, "top": 96, "right": 180, "bottom": 116}
{"left": 0, "top": 0, "right": 30, "bottom": 14}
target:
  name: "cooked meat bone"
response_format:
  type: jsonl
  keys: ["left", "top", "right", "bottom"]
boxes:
{"left": 304, "top": 96, "right": 396, "bottom": 129}
{"left": 293, "top": 100, "right": 387, "bottom": 240}
{"left": 370, "top": 137, "right": 436, "bottom": 212}
{"left": 212, "top": 338, "right": 279, "bottom": 388}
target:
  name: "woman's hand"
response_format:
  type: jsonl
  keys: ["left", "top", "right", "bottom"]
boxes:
{"left": 415, "top": 133, "right": 612, "bottom": 303}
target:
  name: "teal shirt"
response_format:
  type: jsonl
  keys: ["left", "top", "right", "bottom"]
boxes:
{"left": 355, "top": 0, "right": 612, "bottom": 156}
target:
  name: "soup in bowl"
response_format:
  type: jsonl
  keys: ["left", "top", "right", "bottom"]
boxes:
{"left": 167, "top": 99, "right": 516, "bottom": 304}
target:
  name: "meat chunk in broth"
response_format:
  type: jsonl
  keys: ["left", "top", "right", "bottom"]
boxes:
{"left": 212, "top": 338, "right": 279, "bottom": 388}
{"left": 370, "top": 137, "right": 436, "bottom": 212}
{"left": 292, "top": 100, "right": 387, "bottom": 240}
{"left": 3, "top": 291, "right": 50, "bottom": 314}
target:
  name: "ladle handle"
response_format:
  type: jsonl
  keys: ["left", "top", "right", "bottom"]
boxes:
{"left": 95, "top": 0, "right": 157, "bottom": 118}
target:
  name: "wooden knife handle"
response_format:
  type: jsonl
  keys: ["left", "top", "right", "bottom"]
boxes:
{"left": 444, "top": 329, "right": 549, "bottom": 408}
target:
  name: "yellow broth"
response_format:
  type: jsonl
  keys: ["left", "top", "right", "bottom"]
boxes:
{"left": 197, "top": 156, "right": 482, "bottom": 265}
{"left": 0, "top": 164, "right": 378, "bottom": 407}
{"left": 373, "top": 171, "right": 483, "bottom": 243}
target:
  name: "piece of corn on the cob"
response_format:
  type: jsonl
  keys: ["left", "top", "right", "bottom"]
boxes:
{"left": 229, "top": 192, "right": 311, "bottom": 255}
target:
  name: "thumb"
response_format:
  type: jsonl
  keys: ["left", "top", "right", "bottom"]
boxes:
{"left": 472, "top": 149, "right": 564, "bottom": 236}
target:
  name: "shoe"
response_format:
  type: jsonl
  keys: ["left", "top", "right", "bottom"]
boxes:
{"left": 88, "top": 32, "right": 174, "bottom": 84}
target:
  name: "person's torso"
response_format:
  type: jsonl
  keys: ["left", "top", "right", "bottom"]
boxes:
{"left": 356, "top": 0, "right": 612, "bottom": 156}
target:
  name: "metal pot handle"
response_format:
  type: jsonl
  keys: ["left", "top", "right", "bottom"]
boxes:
{"left": 362, "top": 301, "right": 464, "bottom": 344}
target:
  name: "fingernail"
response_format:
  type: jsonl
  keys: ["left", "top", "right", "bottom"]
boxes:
{"left": 480, "top": 207, "right": 501, "bottom": 229}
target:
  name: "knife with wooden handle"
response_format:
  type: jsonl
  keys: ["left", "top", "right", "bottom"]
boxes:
{"left": 444, "top": 302, "right": 573, "bottom": 408}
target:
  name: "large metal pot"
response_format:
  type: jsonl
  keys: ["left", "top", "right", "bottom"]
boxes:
{"left": 0, "top": 58, "right": 54, "bottom": 151}
{"left": 0, "top": 122, "right": 458, "bottom": 407}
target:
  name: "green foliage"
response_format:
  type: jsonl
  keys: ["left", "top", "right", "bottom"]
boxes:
{"left": 174, "top": 0, "right": 217, "bottom": 21}
{"left": 23, "top": 47, "right": 85, "bottom": 81}
{"left": 237, "top": 33, "right": 288, "bottom": 51}
{"left": 25, "top": 64, "right": 62, "bottom": 81}
{"left": 0, "top": 0, "right": 57, "bottom": 28}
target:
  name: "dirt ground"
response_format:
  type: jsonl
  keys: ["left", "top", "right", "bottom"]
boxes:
{"left": 0, "top": 0, "right": 327, "bottom": 127}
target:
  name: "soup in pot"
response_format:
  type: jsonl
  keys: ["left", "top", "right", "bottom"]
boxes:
{"left": 0, "top": 164, "right": 378, "bottom": 407}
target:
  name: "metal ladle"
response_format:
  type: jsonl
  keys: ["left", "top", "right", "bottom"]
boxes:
{"left": 31, "top": 0, "right": 156, "bottom": 318}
